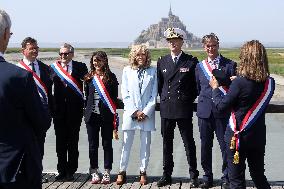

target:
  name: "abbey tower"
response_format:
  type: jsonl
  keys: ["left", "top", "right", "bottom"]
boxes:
{"left": 134, "top": 7, "right": 202, "bottom": 48}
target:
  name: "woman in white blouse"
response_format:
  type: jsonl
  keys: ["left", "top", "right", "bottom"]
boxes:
{"left": 116, "top": 45, "right": 158, "bottom": 185}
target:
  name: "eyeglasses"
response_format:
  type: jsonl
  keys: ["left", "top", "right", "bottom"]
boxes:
{"left": 59, "top": 52, "right": 71, "bottom": 56}
{"left": 10, "top": 32, "right": 13, "bottom": 36}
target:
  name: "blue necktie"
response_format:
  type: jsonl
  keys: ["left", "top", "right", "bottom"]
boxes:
{"left": 174, "top": 57, "right": 178, "bottom": 65}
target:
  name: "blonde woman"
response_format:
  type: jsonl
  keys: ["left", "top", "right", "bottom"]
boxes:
{"left": 116, "top": 45, "right": 157, "bottom": 185}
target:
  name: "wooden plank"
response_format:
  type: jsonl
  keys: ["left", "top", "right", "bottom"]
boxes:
{"left": 42, "top": 173, "right": 56, "bottom": 189}
{"left": 68, "top": 173, "right": 89, "bottom": 189}
{"left": 56, "top": 173, "right": 81, "bottom": 189}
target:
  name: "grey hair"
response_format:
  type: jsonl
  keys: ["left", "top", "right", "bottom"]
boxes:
{"left": 60, "top": 43, "right": 74, "bottom": 53}
{"left": 202, "top": 33, "right": 219, "bottom": 44}
{"left": 0, "top": 9, "right": 12, "bottom": 36}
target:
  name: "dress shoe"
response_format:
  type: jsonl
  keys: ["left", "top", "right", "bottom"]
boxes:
{"left": 66, "top": 173, "right": 74, "bottom": 181}
{"left": 199, "top": 180, "right": 213, "bottom": 189}
{"left": 139, "top": 171, "right": 147, "bottom": 185}
{"left": 157, "top": 174, "right": 172, "bottom": 187}
{"left": 190, "top": 177, "right": 199, "bottom": 188}
{"left": 116, "top": 171, "right": 126, "bottom": 185}
{"left": 55, "top": 173, "right": 66, "bottom": 180}
{"left": 221, "top": 181, "right": 230, "bottom": 189}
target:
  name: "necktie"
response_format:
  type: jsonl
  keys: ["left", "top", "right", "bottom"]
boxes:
{"left": 174, "top": 57, "right": 178, "bottom": 65}
{"left": 31, "top": 62, "right": 36, "bottom": 72}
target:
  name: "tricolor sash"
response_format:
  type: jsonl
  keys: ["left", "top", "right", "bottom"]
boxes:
{"left": 199, "top": 59, "right": 228, "bottom": 95}
{"left": 228, "top": 77, "right": 275, "bottom": 164}
{"left": 92, "top": 75, "right": 118, "bottom": 130}
{"left": 51, "top": 62, "right": 83, "bottom": 98}
{"left": 19, "top": 60, "right": 48, "bottom": 103}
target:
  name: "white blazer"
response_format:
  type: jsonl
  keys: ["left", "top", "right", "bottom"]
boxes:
{"left": 121, "top": 66, "right": 158, "bottom": 131}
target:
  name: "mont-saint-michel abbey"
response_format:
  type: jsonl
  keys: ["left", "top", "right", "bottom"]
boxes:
{"left": 134, "top": 7, "right": 202, "bottom": 48}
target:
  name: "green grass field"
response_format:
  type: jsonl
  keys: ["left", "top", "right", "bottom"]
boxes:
{"left": 6, "top": 47, "right": 284, "bottom": 76}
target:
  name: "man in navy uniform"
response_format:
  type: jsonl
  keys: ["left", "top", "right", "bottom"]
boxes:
{"left": 17, "top": 37, "right": 53, "bottom": 183}
{"left": 50, "top": 43, "right": 88, "bottom": 181}
{"left": 157, "top": 27, "right": 199, "bottom": 187}
{"left": 0, "top": 9, "right": 49, "bottom": 189}
{"left": 195, "top": 33, "right": 236, "bottom": 189}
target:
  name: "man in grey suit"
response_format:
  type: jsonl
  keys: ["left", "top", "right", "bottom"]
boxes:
{"left": 0, "top": 9, "right": 49, "bottom": 189}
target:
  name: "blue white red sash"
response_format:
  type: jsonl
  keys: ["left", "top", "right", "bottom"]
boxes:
{"left": 199, "top": 59, "right": 228, "bottom": 95}
{"left": 229, "top": 77, "right": 275, "bottom": 152}
{"left": 19, "top": 60, "right": 48, "bottom": 103}
{"left": 51, "top": 62, "right": 83, "bottom": 98}
{"left": 92, "top": 75, "right": 118, "bottom": 130}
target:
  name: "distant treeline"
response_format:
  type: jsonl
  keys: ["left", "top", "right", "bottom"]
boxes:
{"left": 6, "top": 47, "right": 284, "bottom": 76}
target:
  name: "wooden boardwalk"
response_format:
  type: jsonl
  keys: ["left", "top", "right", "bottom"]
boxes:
{"left": 42, "top": 173, "right": 284, "bottom": 189}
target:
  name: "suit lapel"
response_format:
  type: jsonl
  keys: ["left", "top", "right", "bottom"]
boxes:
{"left": 167, "top": 52, "right": 187, "bottom": 80}
{"left": 140, "top": 68, "right": 151, "bottom": 96}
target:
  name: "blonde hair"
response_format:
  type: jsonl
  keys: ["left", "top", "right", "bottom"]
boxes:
{"left": 238, "top": 40, "right": 269, "bottom": 82}
{"left": 129, "top": 44, "right": 151, "bottom": 69}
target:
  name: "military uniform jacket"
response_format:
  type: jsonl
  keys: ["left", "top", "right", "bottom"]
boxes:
{"left": 195, "top": 55, "right": 236, "bottom": 119}
{"left": 157, "top": 52, "right": 198, "bottom": 119}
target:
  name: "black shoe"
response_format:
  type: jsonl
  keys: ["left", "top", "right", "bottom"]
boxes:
{"left": 190, "top": 177, "right": 199, "bottom": 188}
{"left": 199, "top": 180, "right": 213, "bottom": 189}
{"left": 55, "top": 173, "right": 66, "bottom": 180}
{"left": 157, "top": 174, "right": 172, "bottom": 187}
{"left": 66, "top": 173, "right": 74, "bottom": 181}
{"left": 42, "top": 177, "right": 48, "bottom": 183}
{"left": 221, "top": 182, "right": 230, "bottom": 189}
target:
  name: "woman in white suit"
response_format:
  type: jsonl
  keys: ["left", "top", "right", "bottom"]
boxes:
{"left": 116, "top": 44, "right": 157, "bottom": 185}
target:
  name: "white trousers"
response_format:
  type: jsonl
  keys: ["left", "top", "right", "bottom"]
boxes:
{"left": 119, "top": 130, "right": 151, "bottom": 172}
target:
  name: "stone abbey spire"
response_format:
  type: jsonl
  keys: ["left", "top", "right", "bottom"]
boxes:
{"left": 134, "top": 6, "right": 201, "bottom": 48}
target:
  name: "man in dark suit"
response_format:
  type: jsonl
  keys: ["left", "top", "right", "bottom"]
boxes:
{"left": 157, "top": 28, "right": 199, "bottom": 187}
{"left": 0, "top": 9, "right": 49, "bottom": 189}
{"left": 50, "top": 43, "right": 88, "bottom": 181}
{"left": 17, "top": 37, "right": 53, "bottom": 183}
{"left": 195, "top": 33, "right": 236, "bottom": 189}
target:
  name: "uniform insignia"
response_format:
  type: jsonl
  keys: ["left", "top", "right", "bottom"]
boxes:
{"left": 163, "top": 69, "right": 167, "bottom": 73}
{"left": 180, "top": 67, "right": 189, "bottom": 72}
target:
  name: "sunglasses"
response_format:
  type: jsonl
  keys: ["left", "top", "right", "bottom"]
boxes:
{"left": 59, "top": 52, "right": 71, "bottom": 56}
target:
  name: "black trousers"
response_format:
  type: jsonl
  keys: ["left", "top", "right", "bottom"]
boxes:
{"left": 198, "top": 116, "right": 228, "bottom": 183}
{"left": 86, "top": 113, "right": 113, "bottom": 170}
{"left": 54, "top": 115, "right": 82, "bottom": 175}
{"left": 225, "top": 131, "right": 270, "bottom": 189}
{"left": 161, "top": 118, "right": 199, "bottom": 179}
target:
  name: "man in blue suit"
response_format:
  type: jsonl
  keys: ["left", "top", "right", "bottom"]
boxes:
{"left": 18, "top": 37, "right": 53, "bottom": 183}
{"left": 195, "top": 33, "right": 236, "bottom": 189}
{"left": 157, "top": 28, "right": 199, "bottom": 187}
{"left": 0, "top": 9, "right": 49, "bottom": 189}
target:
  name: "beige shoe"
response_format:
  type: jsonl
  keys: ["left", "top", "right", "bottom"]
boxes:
{"left": 116, "top": 171, "right": 126, "bottom": 185}
{"left": 139, "top": 171, "right": 147, "bottom": 185}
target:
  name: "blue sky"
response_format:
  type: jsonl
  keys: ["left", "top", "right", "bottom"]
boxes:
{"left": 2, "top": 0, "right": 284, "bottom": 45}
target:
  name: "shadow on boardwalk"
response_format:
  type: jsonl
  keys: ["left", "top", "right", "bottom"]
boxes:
{"left": 42, "top": 173, "right": 284, "bottom": 189}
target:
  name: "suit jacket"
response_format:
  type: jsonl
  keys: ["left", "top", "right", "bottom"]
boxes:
{"left": 121, "top": 66, "right": 157, "bottom": 131}
{"left": 157, "top": 52, "right": 198, "bottom": 119}
{"left": 84, "top": 72, "right": 119, "bottom": 124}
{"left": 18, "top": 60, "right": 53, "bottom": 131}
{"left": 50, "top": 60, "right": 88, "bottom": 123}
{"left": 195, "top": 55, "right": 236, "bottom": 118}
{"left": 212, "top": 77, "right": 273, "bottom": 147}
{"left": 0, "top": 56, "right": 49, "bottom": 183}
